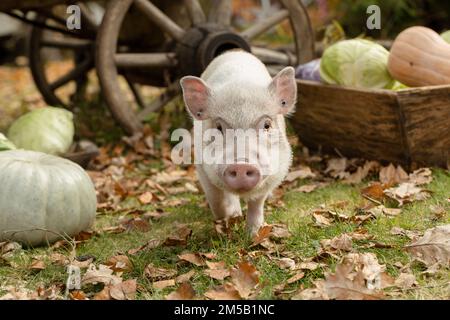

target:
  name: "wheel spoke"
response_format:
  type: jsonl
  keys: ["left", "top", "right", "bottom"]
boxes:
{"left": 78, "top": 2, "right": 100, "bottom": 31}
{"left": 240, "top": 9, "right": 289, "bottom": 41}
{"left": 115, "top": 53, "right": 177, "bottom": 68}
{"left": 49, "top": 57, "right": 92, "bottom": 90}
{"left": 183, "top": 0, "right": 205, "bottom": 25}
{"left": 252, "top": 46, "right": 297, "bottom": 66}
{"left": 138, "top": 81, "right": 180, "bottom": 120}
{"left": 41, "top": 37, "right": 92, "bottom": 49}
{"left": 208, "top": 0, "right": 232, "bottom": 26}
{"left": 133, "top": 0, "right": 185, "bottom": 41}
{"left": 124, "top": 74, "right": 147, "bottom": 110}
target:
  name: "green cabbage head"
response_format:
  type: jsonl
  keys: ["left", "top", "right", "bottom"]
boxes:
{"left": 320, "top": 39, "right": 394, "bottom": 89}
{"left": 0, "top": 133, "right": 16, "bottom": 151}
{"left": 441, "top": 30, "right": 450, "bottom": 43}
{"left": 7, "top": 107, "right": 74, "bottom": 155}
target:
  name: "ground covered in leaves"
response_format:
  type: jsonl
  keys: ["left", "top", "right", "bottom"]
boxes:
{"left": 0, "top": 64, "right": 449, "bottom": 300}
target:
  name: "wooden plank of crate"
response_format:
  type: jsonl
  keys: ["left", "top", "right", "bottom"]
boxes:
{"left": 292, "top": 80, "right": 410, "bottom": 166}
{"left": 396, "top": 85, "right": 450, "bottom": 168}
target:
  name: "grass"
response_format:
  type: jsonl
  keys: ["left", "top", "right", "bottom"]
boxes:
{"left": 0, "top": 165, "right": 448, "bottom": 299}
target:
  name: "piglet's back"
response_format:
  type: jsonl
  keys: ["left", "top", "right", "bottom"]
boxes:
{"left": 201, "top": 51, "right": 272, "bottom": 88}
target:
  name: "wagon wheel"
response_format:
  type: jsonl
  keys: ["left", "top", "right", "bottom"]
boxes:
{"left": 96, "top": 0, "right": 314, "bottom": 135}
{"left": 28, "top": 4, "right": 100, "bottom": 107}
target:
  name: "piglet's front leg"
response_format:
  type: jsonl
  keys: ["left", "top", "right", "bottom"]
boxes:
{"left": 246, "top": 195, "right": 268, "bottom": 236}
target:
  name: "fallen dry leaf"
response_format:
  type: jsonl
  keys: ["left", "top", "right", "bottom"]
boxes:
{"left": 93, "top": 287, "right": 111, "bottom": 300}
{"left": 379, "top": 164, "right": 408, "bottom": 186}
{"left": 323, "top": 263, "right": 384, "bottom": 300}
{"left": 291, "top": 283, "right": 326, "bottom": 300}
{"left": 394, "top": 273, "right": 417, "bottom": 289}
{"left": 70, "top": 290, "right": 88, "bottom": 300}
{"left": 144, "top": 264, "right": 177, "bottom": 281}
{"left": 367, "top": 205, "right": 402, "bottom": 218}
{"left": 138, "top": 191, "right": 153, "bottom": 204}
{"left": 312, "top": 211, "right": 332, "bottom": 227}
{"left": 184, "top": 182, "right": 199, "bottom": 193}
{"left": 285, "top": 166, "right": 316, "bottom": 182}
{"left": 297, "top": 261, "right": 323, "bottom": 271}
{"left": 109, "top": 279, "right": 137, "bottom": 300}
{"left": 30, "top": 259, "right": 46, "bottom": 271}
{"left": 325, "top": 158, "right": 348, "bottom": 179}
{"left": 321, "top": 234, "right": 353, "bottom": 252}
{"left": 204, "top": 261, "right": 230, "bottom": 280}
{"left": 348, "top": 253, "right": 387, "bottom": 290}
{"left": 164, "top": 224, "right": 192, "bottom": 246}
{"left": 230, "top": 261, "right": 260, "bottom": 299}
{"left": 274, "top": 257, "right": 296, "bottom": 270}
{"left": 74, "top": 230, "right": 96, "bottom": 242}
{"left": 106, "top": 255, "right": 132, "bottom": 272}
{"left": 82, "top": 264, "right": 122, "bottom": 286}
{"left": 346, "top": 228, "right": 373, "bottom": 241}
{"left": 384, "top": 183, "right": 431, "bottom": 206}
{"left": 214, "top": 216, "right": 244, "bottom": 236}
{"left": 287, "top": 271, "right": 305, "bottom": 284}
{"left": 153, "top": 279, "right": 176, "bottom": 290}
{"left": 390, "top": 227, "right": 421, "bottom": 240}
{"left": 71, "top": 256, "right": 94, "bottom": 269}
{"left": 252, "top": 225, "right": 272, "bottom": 246}
{"left": 344, "top": 161, "right": 379, "bottom": 184}
{"left": 361, "top": 182, "right": 386, "bottom": 201}
{"left": 293, "top": 184, "right": 318, "bottom": 193}
{"left": 99, "top": 225, "right": 126, "bottom": 235}
{"left": 204, "top": 269, "right": 231, "bottom": 281}
{"left": 270, "top": 224, "right": 291, "bottom": 239}
{"left": 404, "top": 224, "right": 450, "bottom": 267}
{"left": 176, "top": 270, "right": 196, "bottom": 283}
{"left": 166, "top": 282, "right": 196, "bottom": 300}
{"left": 204, "top": 283, "right": 241, "bottom": 300}
{"left": 49, "top": 253, "right": 70, "bottom": 266}
{"left": 178, "top": 253, "right": 205, "bottom": 267}
{"left": 120, "top": 217, "right": 151, "bottom": 232}
{"left": 310, "top": 207, "right": 351, "bottom": 227}
{"left": 0, "top": 241, "right": 21, "bottom": 258}
{"left": 408, "top": 168, "right": 433, "bottom": 185}
{"left": 199, "top": 252, "right": 217, "bottom": 260}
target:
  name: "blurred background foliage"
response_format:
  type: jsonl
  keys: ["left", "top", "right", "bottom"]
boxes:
{"left": 230, "top": 0, "right": 450, "bottom": 40}
{"left": 327, "top": 0, "right": 450, "bottom": 38}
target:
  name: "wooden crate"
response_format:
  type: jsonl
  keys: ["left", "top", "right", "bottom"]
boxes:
{"left": 292, "top": 80, "right": 450, "bottom": 169}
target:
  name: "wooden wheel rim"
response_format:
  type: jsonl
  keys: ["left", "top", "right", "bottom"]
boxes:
{"left": 28, "top": 17, "right": 95, "bottom": 108}
{"left": 96, "top": 0, "right": 142, "bottom": 134}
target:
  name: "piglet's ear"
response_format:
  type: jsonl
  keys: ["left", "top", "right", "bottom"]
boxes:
{"left": 180, "top": 76, "right": 211, "bottom": 120}
{"left": 269, "top": 67, "right": 297, "bottom": 115}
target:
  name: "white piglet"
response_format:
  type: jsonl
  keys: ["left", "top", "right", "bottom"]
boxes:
{"left": 180, "top": 50, "right": 296, "bottom": 235}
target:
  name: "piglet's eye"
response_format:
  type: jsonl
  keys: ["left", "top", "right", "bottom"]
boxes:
{"left": 264, "top": 120, "right": 272, "bottom": 130}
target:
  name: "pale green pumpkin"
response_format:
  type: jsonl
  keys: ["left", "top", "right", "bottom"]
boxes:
{"left": 0, "top": 150, "right": 97, "bottom": 246}
{"left": 7, "top": 107, "right": 74, "bottom": 155}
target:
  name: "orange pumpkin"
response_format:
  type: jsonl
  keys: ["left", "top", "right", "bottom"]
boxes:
{"left": 388, "top": 26, "right": 450, "bottom": 87}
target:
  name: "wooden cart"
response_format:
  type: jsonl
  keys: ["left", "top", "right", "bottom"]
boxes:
{"left": 1, "top": 0, "right": 314, "bottom": 133}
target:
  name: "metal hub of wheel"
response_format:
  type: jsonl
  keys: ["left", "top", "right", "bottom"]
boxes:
{"left": 96, "top": 0, "right": 315, "bottom": 135}
{"left": 176, "top": 25, "right": 251, "bottom": 77}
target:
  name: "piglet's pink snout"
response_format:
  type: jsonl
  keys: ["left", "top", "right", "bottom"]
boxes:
{"left": 223, "top": 164, "right": 261, "bottom": 192}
